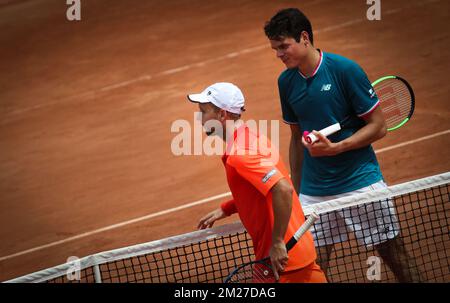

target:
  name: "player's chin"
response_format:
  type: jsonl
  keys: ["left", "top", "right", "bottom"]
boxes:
{"left": 205, "top": 127, "right": 226, "bottom": 140}
{"left": 205, "top": 127, "right": 218, "bottom": 137}
{"left": 282, "top": 59, "right": 297, "bottom": 69}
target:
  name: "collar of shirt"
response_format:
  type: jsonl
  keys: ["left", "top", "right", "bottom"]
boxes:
{"left": 298, "top": 49, "right": 323, "bottom": 79}
{"left": 223, "top": 123, "right": 248, "bottom": 160}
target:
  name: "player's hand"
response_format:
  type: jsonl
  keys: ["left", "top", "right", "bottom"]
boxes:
{"left": 269, "top": 240, "right": 289, "bottom": 281}
{"left": 302, "top": 130, "right": 341, "bottom": 157}
{"left": 197, "top": 208, "right": 227, "bottom": 230}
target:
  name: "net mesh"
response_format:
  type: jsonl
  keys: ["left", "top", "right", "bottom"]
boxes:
{"left": 46, "top": 267, "right": 96, "bottom": 283}
{"left": 313, "top": 183, "right": 449, "bottom": 282}
{"left": 97, "top": 231, "right": 253, "bottom": 283}
{"left": 6, "top": 173, "right": 450, "bottom": 283}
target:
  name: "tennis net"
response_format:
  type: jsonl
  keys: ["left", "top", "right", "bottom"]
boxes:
{"left": 5, "top": 172, "right": 449, "bottom": 283}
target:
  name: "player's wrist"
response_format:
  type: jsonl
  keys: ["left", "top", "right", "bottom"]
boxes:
{"left": 220, "top": 200, "right": 236, "bottom": 216}
{"left": 271, "top": 237, "right": 285, "bottom": 247}
{"left": 335, "top": 140, "right": 350, "bottom": 154}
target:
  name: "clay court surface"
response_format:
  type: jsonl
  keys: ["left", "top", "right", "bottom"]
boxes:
{"left": 0, "top": 0, "right": 449, "bottom": 281}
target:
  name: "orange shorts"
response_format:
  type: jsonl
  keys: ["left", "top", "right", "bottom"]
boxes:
{"left": 279, "top": 262, "right": 328, "bottom": 283}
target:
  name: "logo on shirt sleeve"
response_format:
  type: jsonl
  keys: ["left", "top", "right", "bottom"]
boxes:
{"left": 369, "top": 88, "right": 376, "bottom": 98}
{"left": 262, "top": 169, "right": 278, "bottom": 183}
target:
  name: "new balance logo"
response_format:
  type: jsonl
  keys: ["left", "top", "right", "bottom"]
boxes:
{"left": 321, "top": 84, "right": 332, "bottom": 91}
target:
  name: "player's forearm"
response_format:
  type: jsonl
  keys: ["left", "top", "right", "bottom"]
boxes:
{"left": 337, "top": 120, "right": 387, "bottom": 153}
{"left": 271, "top": 179, "right": 293, "bottom": 244}
{"left": 289, "top": 136, "right": 303, "bottom": 193}
{"left": 220, "top": 199, "right": 237, "bottom": 216}
{"left": 336, "top": 106, "right": 387, "bottom": 153}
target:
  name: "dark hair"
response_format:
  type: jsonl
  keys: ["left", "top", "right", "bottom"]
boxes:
{"left": 264, "top": 8, "right": 313, "bottom": 44}
{"left": 210, "top": 103, "right": 243, "bottom": 119}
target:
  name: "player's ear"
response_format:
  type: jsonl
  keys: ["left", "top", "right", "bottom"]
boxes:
{"left": 219, "top": 109, "right": 227, "bottom": 121}
{"left": 300, "top": 31, "right": 309, "bottom": 46}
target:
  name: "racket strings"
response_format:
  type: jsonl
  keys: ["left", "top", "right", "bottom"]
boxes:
{"left": 230, "top": 265, "right": 253, "bottom": 282}
{"left": 227, "top": 262, "right": 275, "bottom": 283}
{"left": 374, "top": 79, "right": 413, "bottom": 129}
{"left": 253, "top": 265, "right": 276, "bottom": 283}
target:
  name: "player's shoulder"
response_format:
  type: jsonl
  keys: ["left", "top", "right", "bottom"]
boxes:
{"left": 228, "top": 126, "right": 257, "bottom": 157}
{"left": 227, "top": 125, "right": 270, "bottom": 165}
{"left": 278, "top": 68, "right": 297, "bottom": 85}
{"left": 324, "top": 52, "right": 361, "bottom": 70}
{"left": 323, "top": 51, "right": 365, "bottom": 77}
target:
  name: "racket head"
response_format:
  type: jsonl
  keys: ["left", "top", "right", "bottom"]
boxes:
{"left": 371, "top": 75, "right": 415, "bottom": 131}
{"left": 224, "top": 258, "right": 277, "bottom": 283}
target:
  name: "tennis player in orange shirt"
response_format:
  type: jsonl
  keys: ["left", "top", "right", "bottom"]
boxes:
{"left": 187, "top": 82, "right": 326, "bottom": 283}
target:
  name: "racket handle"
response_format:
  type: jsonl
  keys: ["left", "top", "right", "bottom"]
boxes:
{"left": 285, "top": 212, "right": 319, "bottom": 251}
{"left": 305, "top": 123, "right": 341, "bottom": 144}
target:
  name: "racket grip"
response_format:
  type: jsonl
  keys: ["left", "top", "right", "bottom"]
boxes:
{"left": 285, "top": 212, "right": 319, "bottom": 251}
{"left": 305, "top": 123, "right": 341, "bottom": 144}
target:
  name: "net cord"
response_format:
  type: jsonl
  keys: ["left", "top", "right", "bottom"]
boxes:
{"left": 4, "top": 172, "right": 449, "bottom": 283}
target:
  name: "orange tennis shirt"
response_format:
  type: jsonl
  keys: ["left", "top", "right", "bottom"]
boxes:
{"left": 220, "top": 124, "right": 317, "bottom": 271}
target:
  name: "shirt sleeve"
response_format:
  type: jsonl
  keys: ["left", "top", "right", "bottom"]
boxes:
{"left": 220, "top": 199, "right": 237, "bottom": 216}
{"left": 278, "top": 74, "right": 298, "bottom": 124}
{"left": 344, "top": 61, "right": 380, "bottom": 118}
{"left": 228, "top": 149, "right": 285, "bottom": 197}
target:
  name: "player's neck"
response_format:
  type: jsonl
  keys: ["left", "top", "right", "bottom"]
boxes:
{"left": 297, "top": 48, "right": 321, "bottom": 78}
{"left": 223, "top": 119, "right": 244, "bottom": 142}
{"left": 224, "top": 119, "right": 244, "bottom": 142}
{"left": 223, "top": 120, "right": 245, "bottom": 155}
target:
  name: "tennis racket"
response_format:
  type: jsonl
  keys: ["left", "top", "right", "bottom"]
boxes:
{"left": 223, "top": 212, "right": 319, "bottom": 283}
{"left": 304, "top": 75, "right": 415, "bottom": 144}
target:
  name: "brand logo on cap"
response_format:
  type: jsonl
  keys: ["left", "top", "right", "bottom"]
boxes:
{"left": 207, "top": 91, "right": 212, "bottom": 96}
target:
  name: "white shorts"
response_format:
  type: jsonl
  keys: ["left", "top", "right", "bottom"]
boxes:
{"left": 299, "top": 181, "right": 400, "bottom": 247}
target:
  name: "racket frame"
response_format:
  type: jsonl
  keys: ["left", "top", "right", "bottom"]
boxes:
{"left": 223, "top": 212, "right": 319, "bottom": 283}
{"left": 372, "top": 75, "right": 415, "bottom": 131}
{"left": 305, "top": 75, "right": 415, "bottom": 143}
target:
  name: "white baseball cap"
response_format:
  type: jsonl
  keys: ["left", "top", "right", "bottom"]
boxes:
{"left": 187, "top": 82, "right": 245, "bottom": 114}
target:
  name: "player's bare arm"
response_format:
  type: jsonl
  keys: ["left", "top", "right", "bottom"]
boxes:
{"left": 289, "top": 124, "right": 304, "bottom": 193}
{"left": 269, "top": 178, "right": 293, "bottom": 279}
{"left": 303, "top": 106, "right": 387, "bottom": 157}
{"left": 197, "top": 207, "right": 227, "bottom": 229}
